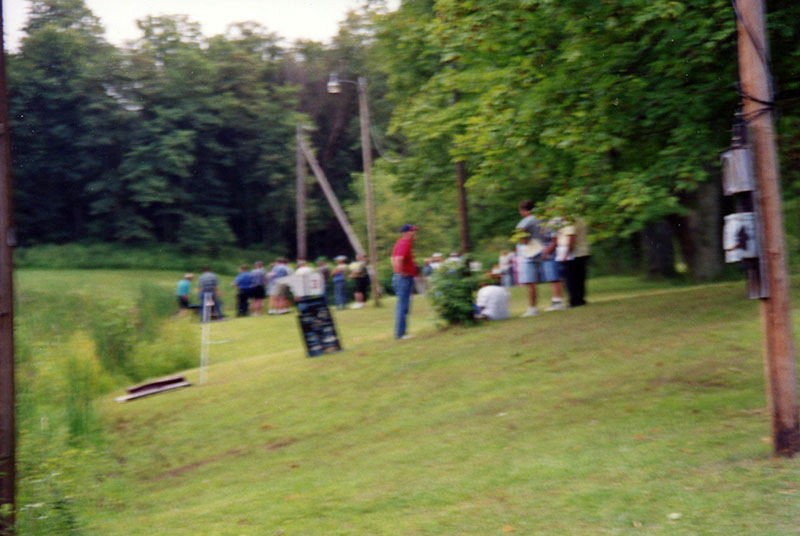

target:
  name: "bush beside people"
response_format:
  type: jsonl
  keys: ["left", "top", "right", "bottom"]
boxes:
{"left": 428, "top": 262, "right": 480, "bottom": 326}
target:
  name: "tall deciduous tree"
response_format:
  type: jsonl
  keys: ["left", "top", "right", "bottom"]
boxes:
{"left": 9, "top": 0, "right": 127, "bottom": 243}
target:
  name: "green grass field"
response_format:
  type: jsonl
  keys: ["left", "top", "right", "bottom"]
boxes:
{"left": 14, "top": 271, "right": 800, "bottom": 535}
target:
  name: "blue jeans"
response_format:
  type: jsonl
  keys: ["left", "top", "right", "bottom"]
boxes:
{"left": 393, "top": 274, "right": 414, "bottom": 339}
{"left": 334, "top": 280, "right": 347, "bottom": 309}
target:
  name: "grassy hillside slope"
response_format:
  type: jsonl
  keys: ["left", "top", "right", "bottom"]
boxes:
{"left": 20, "top": 273, "right": 798, "bottom": 535}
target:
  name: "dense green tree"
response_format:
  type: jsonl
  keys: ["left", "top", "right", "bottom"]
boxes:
{"left": 9, "top": 0, "right": 128, "bottom": 243}
{"left": 373, "top": 0, "right": 763, "bottom": 277}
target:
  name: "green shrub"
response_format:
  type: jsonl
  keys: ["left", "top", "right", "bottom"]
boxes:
{"left": 428, "top": 264, "right": 480, "bottom": 326}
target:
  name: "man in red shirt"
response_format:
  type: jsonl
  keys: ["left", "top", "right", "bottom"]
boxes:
{"left": 391, "top": 224, "right": 419, "bottom": 339}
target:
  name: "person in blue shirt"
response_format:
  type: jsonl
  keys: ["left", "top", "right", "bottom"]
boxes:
{"left": 175, "top": 273, "right": 194, "bottom": 317}
{"left": 268, "top": 258, "right": 292, "bottom": 314}
{"left": 232, "top": 264, "right": 254, "bottom": 317}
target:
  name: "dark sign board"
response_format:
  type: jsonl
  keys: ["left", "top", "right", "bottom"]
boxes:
{"left": 296, "top": 296, "right": 342, "bottom": 357}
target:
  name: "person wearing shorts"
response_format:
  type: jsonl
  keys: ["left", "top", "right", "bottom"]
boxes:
{"left": 249, "top": 261, "right": 267, "bottom": 316}
{"left": 515, "top": 200, "right": 560, "bottom": 317}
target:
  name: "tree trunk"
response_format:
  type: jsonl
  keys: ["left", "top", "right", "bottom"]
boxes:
{"left": 673, "top": 176, "right": 723, "bottom": 280}
{"left": 641, "top": 220, "right": 675, "bottom": 277}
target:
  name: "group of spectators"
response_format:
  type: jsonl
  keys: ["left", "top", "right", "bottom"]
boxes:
{"left": 174, "top": 200, "right": 589, "bottom": 340}
{"left": 395, "top": 200, "right": 590, "bottom": 330}
{"left": 175, "top": 255, "right": 372, "bottom": 320}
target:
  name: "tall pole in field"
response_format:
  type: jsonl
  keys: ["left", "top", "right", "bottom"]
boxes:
{"left": 296, "top": 126, "right": 307, "bottom": 260}
{"left": 0, "top": 0, "right": 16, "bottom": 528}
{"left": 735, "top": 0, "right": 799, "bottom": 456}
{"left": 356, "top": 77, "right": 381, "bottom": 307}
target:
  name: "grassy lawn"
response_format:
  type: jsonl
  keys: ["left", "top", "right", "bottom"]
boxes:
{"left": 15, "top": 271, "right": 800, "bottom": 535}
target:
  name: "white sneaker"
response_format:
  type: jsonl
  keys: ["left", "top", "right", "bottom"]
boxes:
{"left": 545, "top": 301, "right": 566, "bottom": 312}
{"left": 521, "top": 307, "right": 539, "bottom": 318}
{"left": 349, "top": 302, "right": 364, "bottom": 309}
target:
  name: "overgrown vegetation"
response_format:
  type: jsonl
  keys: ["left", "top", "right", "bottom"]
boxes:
{"left": 14, "top": 271, "right": 200, "bottom": 534}
{"left": 14, "top": 242, "right": 278, "bottom": 275}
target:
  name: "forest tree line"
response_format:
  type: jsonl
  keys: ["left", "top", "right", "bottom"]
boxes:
{"left": 7, "top": 0, "right": 800, "bottom": 277}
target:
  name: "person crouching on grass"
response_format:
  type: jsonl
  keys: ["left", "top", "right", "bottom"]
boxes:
{"left": 474, "top": 271, "right": 511, "bottom": 321}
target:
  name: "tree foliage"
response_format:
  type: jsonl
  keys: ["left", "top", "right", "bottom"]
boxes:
{"left": 7, "top": 0, "right": 800, "bottom": 272}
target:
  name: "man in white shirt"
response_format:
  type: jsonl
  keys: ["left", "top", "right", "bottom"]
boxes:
{"left": 475, "top": 273, "right": 511, "bottom": 321}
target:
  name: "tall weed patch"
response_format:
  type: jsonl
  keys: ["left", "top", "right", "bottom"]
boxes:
{"left": 14, "top": 270, "right": 200, "bottom": 533}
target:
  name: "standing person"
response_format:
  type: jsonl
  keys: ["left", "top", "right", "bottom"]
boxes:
{"left": 232, "top": 264, "right": 254, "bottom": 317}
{"left": 348, "top": 253, "right": 369, "bottom": 309}
{"left": 268, "top": 258, "right": 292, "bottom": 314}
{"left": 391, "top": 224, "right": 419, "bottom": 339}
{"left": 175, "top": 273, "right": 194, "bottom": 317}
{"left": 498, "top": 250, "right": 514, "bottom": 288}
{"left": 197, "top": 266, "right": 225, "bottom": 320}
{"left": 249, "top": 261, "right": 267, "bottom": 316}
{"left": 331, "top": 255, "right": 348, "bottom": 310}
{"left": 514, "top": 200, "right": 559, "bottom": 317}
{"left": 559, "top": 217, "right": 591, "bottom": 307}
{"left": 418, "top": 257, "right": 433, "bottom": 295}
{"left": 429, "top": 252, "right": 444, "bottom": 272}
{"left": 542, "top": 218, "right": 566, "bottom": 312}
{"left": 316, "top": 258, "right": 331, "bottom": 302}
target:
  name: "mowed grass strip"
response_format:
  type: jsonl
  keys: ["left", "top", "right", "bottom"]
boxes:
{"left": 19, "top": 271, "right": 800, "bottom": 535}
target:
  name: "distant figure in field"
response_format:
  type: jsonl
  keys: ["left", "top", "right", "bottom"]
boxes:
{"left": 429, "top": 252, "right": 444, "bottom": 272}
{"left": 175, "top": 273, "right": 194, "bottom": 317}
{"left": 391, "top": 224, "right": 419, "bottom": 339}
{"left": 498, "top": 250, "right": 514, "bottom": 288}
{"left": 515, "top": 200, "right": 559, "bottom": 317}
{"left": 197, "top": 266, "right": 225, "bottom": 320}
{"left": 475, "top": 272, "right": 511, "bottom": 321}
{"left": 249, "top": 261, "right": 267, "bottom": 316}
{"left": 268, "top": 257, "right": 292, "bottom": 314}
{"left": 541, "top": 218, "right": 566, "bottom": 312}
{"left": 232, "top": 264, "right": 254, "bottom": 317}
{"left": 557, "top": 217, "right": 591, "bottom": 307}
{"left": 316, "top": 258, "right": 331, "bottom": 300}
{"left": 331, "top": 255, "right": 348, "bottom": 310}
{"left": 348, "top": 253, "right": 369, "bottom": 309}
{"left": 418, "top": 257, "right": 433, "bottom": 295}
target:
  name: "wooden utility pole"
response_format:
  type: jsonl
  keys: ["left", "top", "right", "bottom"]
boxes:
{"left": 735, "top": 0, "right": 800, "bottom": 456}
{"left": 297, "top": 136, "right": 367, "bottom": 258}
{"left": 357, "top": 77, "right": 381, "bottom": 306}
{"left": 0, "top": 0, "right": 16, "bottom": 527}
{"left": 296, "top": 126, "right": 307, "bottom": 260}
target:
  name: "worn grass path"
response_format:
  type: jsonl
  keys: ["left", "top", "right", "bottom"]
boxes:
{"left": 40, "top": 273, "right": 799, "bottom": 535}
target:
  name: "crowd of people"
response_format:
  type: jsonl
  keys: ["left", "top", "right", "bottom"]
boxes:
{"left": 174, "top": 254, "right": 376, "bottom": 320}
{"left": 174, "top": 199, "right": 590, "bottom": 341}
{"left": 388, "top": 202, "right": 590, "bottom": 336}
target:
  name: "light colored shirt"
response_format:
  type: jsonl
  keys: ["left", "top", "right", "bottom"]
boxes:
{"left": 476, "top": 285, "right": 510, "bottom": 320}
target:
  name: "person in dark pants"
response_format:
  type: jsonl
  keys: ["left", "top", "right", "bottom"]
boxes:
{"left": 559, "top": 218, "right": 590, "bottom": 307}
{"left": 391, "top": 224, "right": 419, "bottom": 339}
{"left": 232, "top": 264, "right": 254, "bottom": 317}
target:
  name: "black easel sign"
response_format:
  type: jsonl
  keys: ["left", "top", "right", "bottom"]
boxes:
{"left": 296, "top": 296, "right": 342, "bottom": 357}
